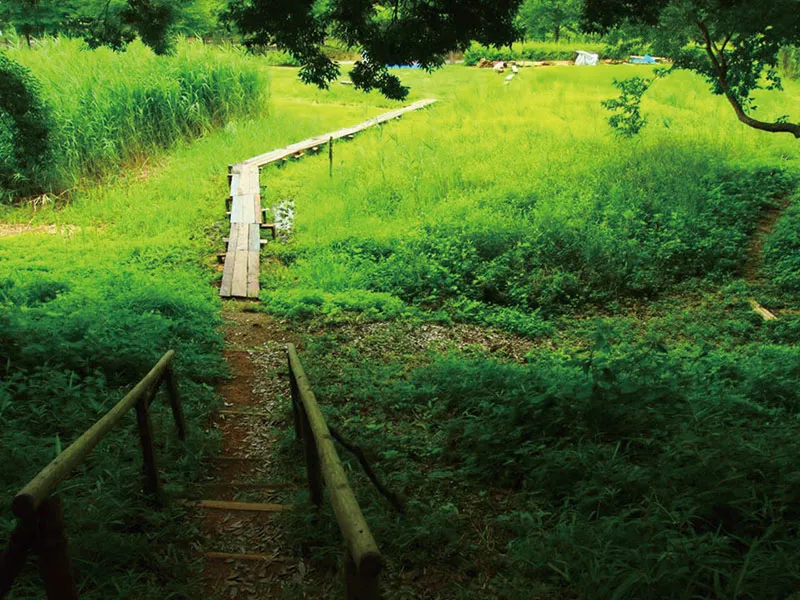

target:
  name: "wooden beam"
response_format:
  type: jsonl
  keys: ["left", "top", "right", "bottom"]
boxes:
{"left": 286, "top": 345, "right": 382, "bottom": 579}
{"left": 750, "top": 299, "right": 778, "bottom": 321}
{"left": 185, "top": 500, "right": 292, "bottom": 512}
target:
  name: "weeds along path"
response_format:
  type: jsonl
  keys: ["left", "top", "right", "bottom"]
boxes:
{"left": 192, "top": 307, "right": 314, "bottom": 598}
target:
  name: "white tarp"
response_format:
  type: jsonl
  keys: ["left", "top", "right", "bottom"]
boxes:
{"left": 575, "top": 51, "right": 599, "bottom": 66}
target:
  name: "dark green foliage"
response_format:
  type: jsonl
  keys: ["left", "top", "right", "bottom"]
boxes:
{"left": 518, "top": 0, "right": 582, "bottom": 42}
{"left": 224, "top": 0, "right": 524, "bottom": 99}
{"left": 293, "top": 327, "right": 800, "bottom": 598}
{"left": 0, "top": 246, "right": 223, "bottom": 599}
{"left": 0, "top": 52, "right": 50, "bottom": 195}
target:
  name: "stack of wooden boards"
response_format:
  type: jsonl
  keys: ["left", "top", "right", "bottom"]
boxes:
{"left": 219, "top": 98, "right": 437, "bottom": 299}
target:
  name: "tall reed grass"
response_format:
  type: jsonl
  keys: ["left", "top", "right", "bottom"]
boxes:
{"left": 2, "top": 37, "right": 267, "bottom": 199}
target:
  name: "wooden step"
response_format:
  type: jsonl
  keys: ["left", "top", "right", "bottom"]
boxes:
{"left": 198, "top": 482, "right": 295, "bottom": 491}
{"left": 185, "top": 500, "right": 292, "bottom": 512}
{"left": 217, "top": 409, "right": 275, "bottom": 417}
{"left": 205, "top": 552, "right": 292, "bottom": 562}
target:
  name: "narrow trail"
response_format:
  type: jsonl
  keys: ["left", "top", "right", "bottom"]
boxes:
{"left": 192, "top": 307, "right": 308, "bottom": 599}
{"left": 744, "top": 201, "right": 788, "bottom": 282}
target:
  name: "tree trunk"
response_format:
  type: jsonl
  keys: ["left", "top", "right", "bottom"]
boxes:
{"left": 554, "top": 24, "right": 560, "bottom": 43}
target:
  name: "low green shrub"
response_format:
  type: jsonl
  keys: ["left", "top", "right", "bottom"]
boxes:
{"left": 463, "top": 41, "right": 606, "bottom": 65}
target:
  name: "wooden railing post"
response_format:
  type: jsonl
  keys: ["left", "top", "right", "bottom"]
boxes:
{"left": 0, "top": 516, "right": 37, "bottom": 598}
{"left": 164, "top": 367, "right": 186, "bottom": 441}
{"left": 288, "top": 360, "right": 301, "bottom": 441}
{"left": 299, "top": 405, "right": 323, "bottom": 507}
{"left": 345, "top": 550, "right": 380, "bottom": 600}
{"left": 135, "top": 392, "right": 163, "bottom": 504}
{"left": 36, "top": 496, "right": 78, "bottom": 600}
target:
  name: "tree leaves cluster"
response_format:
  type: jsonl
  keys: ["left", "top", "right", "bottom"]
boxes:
{"left": 0, "top": 0, "right": 224, "bottom": 54}
{"left": 586, "top": 0, "right": 800, "bottom": 137}
{"left": 223, "top": 0, "right": 523, "bottom": 100}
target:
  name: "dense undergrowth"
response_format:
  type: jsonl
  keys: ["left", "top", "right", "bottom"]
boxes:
{"left": 1, "top": 38, "right": 265, "bottom": 200}
{"left": 0, "top": 65, "right": 393, "bottom": 598}
{"left": 252, "top": 65, "right": 800, "bottom": 598}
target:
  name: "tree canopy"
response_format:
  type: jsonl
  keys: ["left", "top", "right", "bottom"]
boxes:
{"left": 223, "top": 0, "right": 523, "bottom": 100}
{"left": 519, "top": 0, "right": 582, "bottom": 42}
{"left": 585, "top": 0, "right": 800, "bottom": 137}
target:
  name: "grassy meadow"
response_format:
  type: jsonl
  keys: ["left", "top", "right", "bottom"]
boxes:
{"left": 0, "top": 50, "right": 399, "bottom": 598}
{"left": 254, "top": 65, "right": 800, "bottom": 599}
{"left": 1, "top": 38, "right": 266, "bottom": 200}
{"left": 2, "top": 43, "right": 800, "bottom": 599}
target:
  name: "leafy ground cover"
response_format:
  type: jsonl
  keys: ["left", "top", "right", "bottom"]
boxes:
{"left": 249, "top": 64, "right": 800, "bottom": 598}
{"left": 0, "top": 59, "right": 398, "bottom": 598}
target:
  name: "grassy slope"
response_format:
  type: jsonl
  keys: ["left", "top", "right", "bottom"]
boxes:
{"left": 252, "top": 65, "right": 800, "bottom": 599}
{"left": 0, "top": 64, "right": 397, "bottom": 599}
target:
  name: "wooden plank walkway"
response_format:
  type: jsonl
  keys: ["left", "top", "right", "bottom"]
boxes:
{"left": 219, "top": 98, "right": 437, "bottom": 299}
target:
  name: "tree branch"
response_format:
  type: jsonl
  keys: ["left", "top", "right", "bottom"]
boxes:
{"left": 697, "top": 20, "right": 800, "bottom": 138}
{"left": 328, "top": 426, "right": 406, "bottom": 514}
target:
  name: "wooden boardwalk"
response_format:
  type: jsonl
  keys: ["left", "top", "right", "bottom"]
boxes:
{"left": 219, "top": 99, "right": 437, "bottom": 299}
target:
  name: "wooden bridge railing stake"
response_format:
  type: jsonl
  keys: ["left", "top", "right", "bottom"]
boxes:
{"left": 165, "top": 367, "right": 186, "bottom": 441}
{"left": 0, "top": 517, "right": 37, "bottom": 598}
{"left": 35, "top": 497, "right": 78, "bottom": 600}
{"left": 299, "top": 405, "right": 323, "bottom": 507}
{"left": 288, "top": 365, "right": 301, "bottom": 441}
{"left": 135, "top": 389, "right": 163, "bottom": 504}
{"left": 3, "top": 350, "right": 184, "bottom": 599}
{"left": 286, "top": 344, "right": 383, "bottom": 599}
{"left": 345, "top": 549, "right": 380, "bottom": 600}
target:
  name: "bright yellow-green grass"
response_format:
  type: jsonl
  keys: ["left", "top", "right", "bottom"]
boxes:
{"left": 2, "top": 56, "right": 800, "bottom": 599}
{"left": 259, "top": 65, "right": 799, "bottom": 293}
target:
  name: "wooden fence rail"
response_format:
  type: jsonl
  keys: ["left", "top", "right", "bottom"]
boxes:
{"left": 287, "top": 344, "right": 382, "bottom": 600}
{"left": 0, "top": 350, "right": 186, "bottom": 600}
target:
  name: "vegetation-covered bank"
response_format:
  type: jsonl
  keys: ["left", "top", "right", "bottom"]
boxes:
{"left": 0, "top": 67, "right": 395, "bottom": 598}
{"left": 1, "top": 38, "right": 266, "bottom": 200}
{"left": 251, "top": 65, "right": 800, "bottom": 599}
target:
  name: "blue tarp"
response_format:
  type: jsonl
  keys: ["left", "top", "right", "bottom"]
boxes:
{"left": 387, "top": 62, "right": 422, "bottom": 69}
{"left": 630, "top": 54, "right": 657, "bottom": 64}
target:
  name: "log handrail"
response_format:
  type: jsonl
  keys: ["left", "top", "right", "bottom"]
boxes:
{"left": 1, "top": 350, "right": 186, "bottom": 600}
{"left": 287, "top": 344, "right": 382, "bottom": 599}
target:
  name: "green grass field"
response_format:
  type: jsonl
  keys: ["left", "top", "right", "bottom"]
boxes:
{"left": 255, "top": 65, "right": 800, "bottom": 598}
{"left": 2, "top": 52, "right": 800, "bottom": 599}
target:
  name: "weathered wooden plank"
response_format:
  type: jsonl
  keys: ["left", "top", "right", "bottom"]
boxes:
{"left": 247, "top": 251, "right": 259, "bottom": 298}
{"left": 219, "top": 250, "right": 236, "bottom": 297}
{"left": 220, "top": 223, "right": 247, "bottom": 298}
{"left": 186, "top": 500, "right": 292, "bottom": 512}
{"left": 254, "top": 194, "right": 263, "bottom": 224}
{"left": 244, "top": 99, "right": 437, "bottom": 168}
{"left": 750, "top": 299, "right": 778, "bottom": 321}
{"left": 230, "top": 224, "right": 251, "bottom": 297}
{"left": 230, "top": 196, "right": 244, "bottom": 223}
